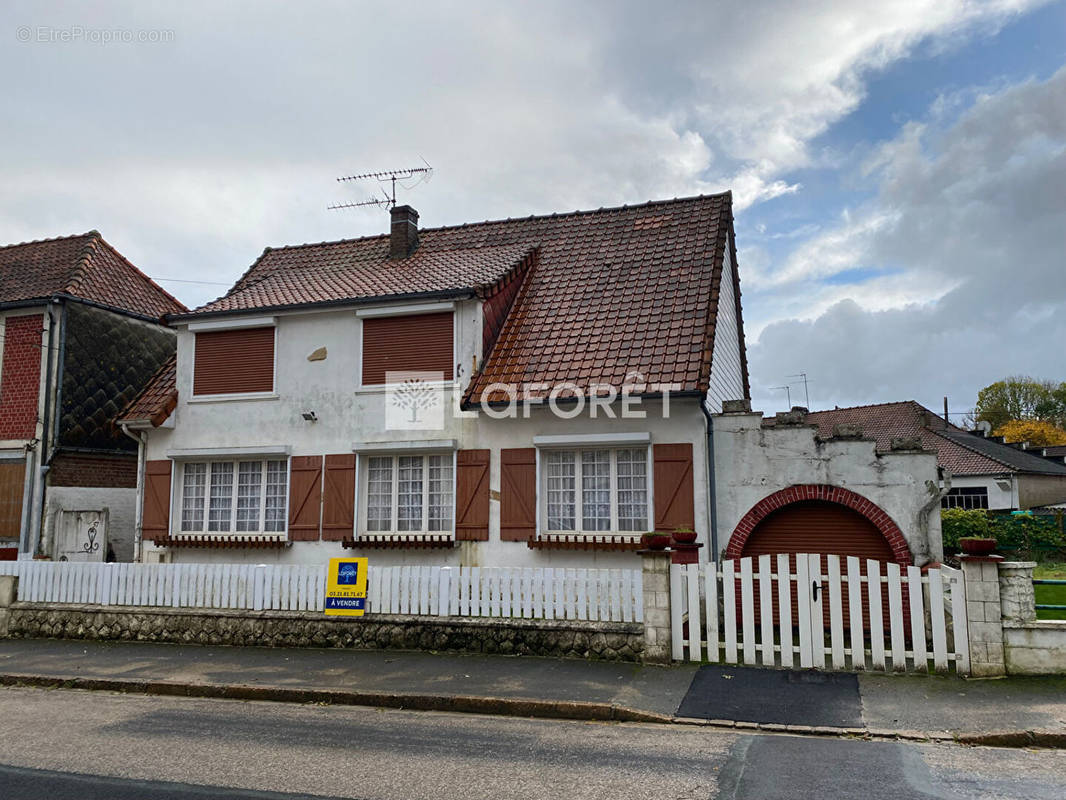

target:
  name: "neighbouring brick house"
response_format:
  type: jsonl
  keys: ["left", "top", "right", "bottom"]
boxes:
{"left": 0, "top": 232, "right": 185, "bottom": 561}
{"left": 120, "top": 194, "right": 751, "bottom": 568}
{"left": 803, "top": 402, "right": 1066, "bottom": 511}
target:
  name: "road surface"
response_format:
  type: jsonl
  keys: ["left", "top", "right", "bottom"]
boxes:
{"left": 0, "top": 686, "right": 1064, "bottom": 799}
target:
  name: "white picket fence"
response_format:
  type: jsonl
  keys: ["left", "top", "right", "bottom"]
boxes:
{"left": 670, "top": 554, "right": 969, "bottom": 675}
{"left": 0, "top": 561, "right": 641, "bottom": 623}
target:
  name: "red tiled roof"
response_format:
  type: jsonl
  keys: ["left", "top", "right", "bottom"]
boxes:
{"left": 804, "top": 401, "right": 1066, "bottom": 476}
{"left": 181, "top": 194, "right": 745, "bottom": 402}
{"left": 0, "top": 231, "right": 186, "bottom": 319}
{"left": 116, "top": 354, "right": 177, "bottom": 427}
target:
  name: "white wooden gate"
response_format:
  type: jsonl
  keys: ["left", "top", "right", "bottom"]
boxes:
{"left": 670, "top": 554, "right": 969, "bottom": 674}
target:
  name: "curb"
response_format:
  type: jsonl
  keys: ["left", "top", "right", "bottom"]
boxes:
{"left": 2, "top": 673, "right": 1063, "bottom": 749}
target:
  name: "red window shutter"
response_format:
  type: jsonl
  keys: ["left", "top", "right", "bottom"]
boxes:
{"left": 500, "top": 448, "right": 536, "bottom": 542}
{"left": 0, "top": 461, "right": 26, "bottom": 540}
{"left": 142, "top": 460, "right": 172, "bottom": 541}
{"left": 288, "top": 456, "right": 322, "bottom": 541}
{"left": 455, "top": 449, "right": 489, "bottom": 541}
{"left": 193, "top": 327, "right": 275, "bottom": 395}
{"left": 361, "top": 312, "right": 454, "bottom": 385}
{"left": 653, "top": 443, "right": 695, "bottom": 532}
{"left": 322, "top": 454, "right": 356, "bottom": 541}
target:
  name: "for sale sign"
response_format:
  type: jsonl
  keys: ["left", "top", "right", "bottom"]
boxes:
{"left": 324, "top": 557, "right": 368, "bottom": 616}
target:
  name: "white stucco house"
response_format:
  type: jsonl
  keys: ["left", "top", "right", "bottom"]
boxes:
{"left": 120, "top": 194, "right": 749, "bottom": 568}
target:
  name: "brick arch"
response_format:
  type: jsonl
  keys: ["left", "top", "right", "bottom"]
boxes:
{"left": 725, "top": 484, "right": 912, "bottom": 565}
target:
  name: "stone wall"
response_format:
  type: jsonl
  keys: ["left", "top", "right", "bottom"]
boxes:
{"left": 3, "top": 602, "right": 644, "bottom": 662}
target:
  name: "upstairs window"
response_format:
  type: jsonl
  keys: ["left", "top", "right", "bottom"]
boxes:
{"left": 543, "top": 448, "right": 649, "bottom": 533}
{"left": 361, "top": 312, "right": 453, "bottom": 385}
{"left": 193, "top": 326, "right": 275, "bottom": 395}
{"left": 180, "top": 460, "right": 288, "bottom": 533}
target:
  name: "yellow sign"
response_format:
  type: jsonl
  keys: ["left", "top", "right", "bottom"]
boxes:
{"left": 324, "top": 557, "right": 368, "bottom": 616}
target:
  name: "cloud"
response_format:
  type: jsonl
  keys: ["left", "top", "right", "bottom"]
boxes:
{"left": 748, "top": 65, "right": 1066, "bottom": 414}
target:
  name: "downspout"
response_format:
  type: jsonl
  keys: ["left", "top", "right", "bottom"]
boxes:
{"left": 29, "top": 299, "right": 60, "bottom": 557}
{"left": 120, "top": 423, "right": 147, "bottom": 563}
{"left": 699, "top": 393, "right": 719, "bottom": 562}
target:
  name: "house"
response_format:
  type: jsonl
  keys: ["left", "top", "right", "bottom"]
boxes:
{"left": 802, "top": 401, "right": 1066, "bottom": 512}
{"left": 120, "top": 194, "right": 750, "bottom": 567}
{"left": 0, "top": 232, "right": 186, "bottom": 561}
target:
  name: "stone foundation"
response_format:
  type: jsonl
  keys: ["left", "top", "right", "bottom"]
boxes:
{"left": 4, "top": 602, "right": 644, "bottom": 662}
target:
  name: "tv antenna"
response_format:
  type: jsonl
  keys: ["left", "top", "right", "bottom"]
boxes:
{"left": 771, "top": 385, "right": 792, "bottom": 408}
{"left": 787, "top": 372, "right": 810, "bottom": 408}
{"left": 328, "top": 160, "right": 433, "bottom": 212}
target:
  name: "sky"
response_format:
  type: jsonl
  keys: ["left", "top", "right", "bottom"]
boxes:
{"left": 2, "top": 0, "right": 1064, "bottom": 420}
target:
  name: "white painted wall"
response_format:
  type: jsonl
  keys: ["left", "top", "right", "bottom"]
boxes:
{"left": 705, "top": 232, "right": 745, "bottom": 413}
{"left": 712, "top": 411, "right": 943, "bottom": 564}
{"left": 44, "top": 487, "right": 136, "bottom": 561}
{"left": 948, "top": 474, "right": 1016, "bottom": 511}
{"left": 143, "top": 301, "right": 713, "bottom": 569}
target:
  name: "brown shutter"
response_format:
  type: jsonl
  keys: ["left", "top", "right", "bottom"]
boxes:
{"left": 455, "top": 449, "right": 489, "bottom": 541}
{"left": 288, "top": 456, "right": 322, "bottom": 541}
{"left": 193, "top": 327, "right": 275, "bottom": 395}
{"left": 142, "top": 460, "right": 172, "bottom": 541}
{"left": 361, "top": 312, "right": 454, "bottom": 385}
{"left": 0, "top": 460, "right": 25, "bottom": 540}
{"left": 653, "top": 443, "right": 694, "bottom": 532}
{"left": 322, "top": 454, "right": 356, "bottom": 541}
{"left": 500, "top": 447, "right": 536, "bottom": 542}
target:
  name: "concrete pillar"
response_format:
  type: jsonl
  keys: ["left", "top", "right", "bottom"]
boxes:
{"left": 0, "top": 575, "right": 17, "bottom": 638}
{"left": 999, "top": 561, "right": 1037, "bottom": 625}
{"left": 640, "top": 550, "right": 673, "bottom": 664}
{"left": 960, "top": 557, "right": 1005, "bottom": 677}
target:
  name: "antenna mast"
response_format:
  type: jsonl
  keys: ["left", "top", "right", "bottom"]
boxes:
{"left": 328, "top": 161, "right": 433, "bottom": 212}
{"left": 787, "top": 372, "right": 810, "bottom": 408}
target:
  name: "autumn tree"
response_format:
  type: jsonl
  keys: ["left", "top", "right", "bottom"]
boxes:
{"left": 975, "top": 376, "right": 1066, "bottom": 430}
{"left": 994, "top": 419, "right": 1066, "bottom": 447}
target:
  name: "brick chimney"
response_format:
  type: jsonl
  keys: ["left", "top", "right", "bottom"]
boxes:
{"left": 389, "top": 205, "right": 419, "bottom": 259}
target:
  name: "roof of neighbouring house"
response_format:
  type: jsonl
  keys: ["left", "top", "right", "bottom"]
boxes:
{"left": 176, "top": 193, "right": 746, "bottom": 403}
{"left": 802, "top": 401, "right": 1066, "bottom": 477}
{"left": 116, "top": 354, "right": 178, "bottom": 428}
{"left": 0, "top": 231, "right": 187, "bottom": 319}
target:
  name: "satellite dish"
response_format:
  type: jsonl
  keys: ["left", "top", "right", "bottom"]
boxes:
{"left": 976, "top": 420, "right": 993, "bottom": 436}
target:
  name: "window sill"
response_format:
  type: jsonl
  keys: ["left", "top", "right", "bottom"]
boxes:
{"left": 528, "top": 534, "right": 644, "bottom": 552}
{"left": 188, "top": 392, "right": 279, "bottom": 404}
{"left": 156, "top": 533, "right": 289, "bottom": 549}
{"left": 342, "top": 534, "right": 455, "bottom": 549}
{"left": 353, "top": 381, "right": 454, "bottom": 395}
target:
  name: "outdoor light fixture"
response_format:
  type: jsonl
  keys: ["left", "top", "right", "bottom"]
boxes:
{"left": 301, "top": 411, "right": 317, "bottom": 422}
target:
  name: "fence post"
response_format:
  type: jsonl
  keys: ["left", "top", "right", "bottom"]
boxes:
{"left": 960, "top": 555, "right": 1006, "bottom": 677}
{"left": 998, "top": 561, "right": 1036, "bottom": 625}
{"left": 0, "top": 575, "right": 17, "bottom": 638}
{"left": 639, "top": 549, "right": 673, "bottom": 664}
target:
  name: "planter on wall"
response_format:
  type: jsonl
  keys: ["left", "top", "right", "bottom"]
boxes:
{"left": 958, "top": 537, "right": 997, "bottom": 556}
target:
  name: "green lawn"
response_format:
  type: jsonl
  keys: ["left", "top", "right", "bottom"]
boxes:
{"left": 1034, "top": 562, "right": 1066, "bottom": 620}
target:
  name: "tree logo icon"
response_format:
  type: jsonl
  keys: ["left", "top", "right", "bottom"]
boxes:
{"left": 385, "top": 371, "right": 446, "bottom": 430}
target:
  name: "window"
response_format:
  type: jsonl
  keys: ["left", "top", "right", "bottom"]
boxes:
{"left": 361, "top": 312, "right": 454, "bottom": 385}
{"left": 362, "top": 454, "right": 453, "bottom": 533}
{"left": 543, "top": 448, "right": 648, "bottom": 533}
{"left": 179, "top": 460, "right": 288, "bottom": 533}
{"left": 193, "top": 326, "right": 275, "bottom": 395}
{"left": 941, "top": 486, "right": 990, "bottom": 510}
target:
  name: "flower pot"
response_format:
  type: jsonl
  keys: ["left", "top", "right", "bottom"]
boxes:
{"left": 958, "top": 537, "right": 996, "bottom": 556}
{"left": 672, "top": 529, "right": 698, "bottom": 545}
{"left": 642, "top": 533, "right": 671, "bottom": 550}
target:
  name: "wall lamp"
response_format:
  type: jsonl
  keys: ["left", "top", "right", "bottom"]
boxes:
{"left": 301, "top": 411, "right": 318, "bottom": 422}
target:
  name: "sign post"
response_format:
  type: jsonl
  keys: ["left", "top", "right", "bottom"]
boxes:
{"left": 324, "top": 557, "right": 368, "bottom": 616}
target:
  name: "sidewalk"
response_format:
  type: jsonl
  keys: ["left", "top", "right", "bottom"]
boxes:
{"left": 1, "top": 639, "right": 1063, "bottom": 745}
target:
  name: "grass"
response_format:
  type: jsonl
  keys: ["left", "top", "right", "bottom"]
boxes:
{"left": 1033, "top": 562, "right": 1066, "bottom": 620}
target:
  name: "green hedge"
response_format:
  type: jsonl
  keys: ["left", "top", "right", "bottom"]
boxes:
{"left": 941, "top": 508, "right": 1066, "bottom": 556}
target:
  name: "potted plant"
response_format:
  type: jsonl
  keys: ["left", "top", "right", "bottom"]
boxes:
{"left": 641, "top": 532, "right": 671, "bottom": 550}
{"left": 958, "top": 536, "right": 997, "bottom": 556}
{"left": 672, "top": 527, "right": 698, "bottom": 545}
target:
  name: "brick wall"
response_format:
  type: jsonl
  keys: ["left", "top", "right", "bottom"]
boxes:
{"left": 0, "top": 314, "right": 44, "bottom": 440}
{"left": 48, "top": 452, "right": 137, "bottom": 488}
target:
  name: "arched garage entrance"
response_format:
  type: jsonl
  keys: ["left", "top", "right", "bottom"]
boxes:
{"left": 725, "top": 485, "right": 912, "bottom": 630}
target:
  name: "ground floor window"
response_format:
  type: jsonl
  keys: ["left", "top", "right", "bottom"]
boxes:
{"left": 941, "top": 486, "right": 989, "bottom": 510}
{"left": 180, "top": 460, "right": 288, "bottom": 533}
{"left": 364, "top": 453, "right": 453, "bottom": 533}
{"left": 543, "top": 447, "right": 648, "bottom": 533}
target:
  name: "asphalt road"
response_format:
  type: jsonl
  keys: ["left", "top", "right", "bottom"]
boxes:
{"left": 1, "top": 686, "right": 1065, "bottom": 799}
